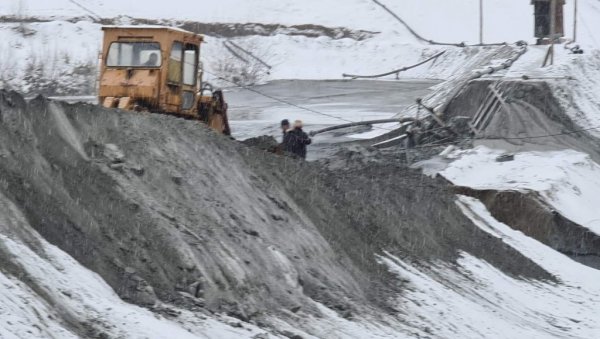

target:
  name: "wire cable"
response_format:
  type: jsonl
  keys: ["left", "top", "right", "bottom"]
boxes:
{"left": 67, "top": 0, "right": 102, "bottom": 21}
{"left": 482, "top": 124, "right": 600, "bottom": 140}
{"left": 202, "top": 69, "right": 397, "bottom": 131}
{"left": 207, "top": 63, "right": 600, "bottom": 142}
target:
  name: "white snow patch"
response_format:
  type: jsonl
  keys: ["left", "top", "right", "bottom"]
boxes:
{"left": 441, "top": 146, "right": 600, "bottom": 235}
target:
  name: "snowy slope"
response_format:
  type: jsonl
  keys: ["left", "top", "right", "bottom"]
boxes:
{"left": 1, "top": 0, "right": 600, "bottom": 94}
{"left": 551, "top": 50, "right": 600, "bottom": 138}
{"left": 0, "top": 20, "right": 513, "bottom": 93}
{"left": 442, "top": 146, "right": 600, "bottom": 235}
{"left": 0, "top": 21, "right": 99, "bottom": 93}
{"left": 3, "top": 0, "right": 600, "bottom": 46}
{"left": 380, "top": 195, "right": 600, "bottom": 339}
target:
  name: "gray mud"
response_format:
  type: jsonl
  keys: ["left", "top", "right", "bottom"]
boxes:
{"left": 0, "top": 91, "right": 554, "bottom": 332}
{"left": 445, "top": 79, "right": 600, "bottom": 162}
{"left": 456, "top": 187, "right": 600, "bottom": 270}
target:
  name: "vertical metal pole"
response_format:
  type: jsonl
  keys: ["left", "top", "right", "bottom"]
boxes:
{"left": 549, "top": 0, "right": 556, "bottom": 65}
{"left": 550, "top": 0, "right": 557, "bottom": 40}
{"left": 574, "top": 0, "right": 578, "bottom": 42}
{"left": 479, "top": 0, "right": 483, "bottom": 44}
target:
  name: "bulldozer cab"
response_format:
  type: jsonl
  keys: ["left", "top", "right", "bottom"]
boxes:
{"left": 98, "top": 26, "right": 231, "bottom": 135}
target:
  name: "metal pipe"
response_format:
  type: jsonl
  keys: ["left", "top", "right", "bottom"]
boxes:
{"left": 309, "top": 118, "right": 416, "bottom": 136}
{"left": 574, "top": 0, "right": 578, "bottom": 42}
{"left": 225, "top": 41, "right": 273, "bottom": 70}
{"left": 342, "top": 51, "right": 445, "bottom": 79}
{"left": 550, "top": 0, "right": 557, "bottom": 41}
{"left": 479, "top": 0, "right": 484, "bottom": 45}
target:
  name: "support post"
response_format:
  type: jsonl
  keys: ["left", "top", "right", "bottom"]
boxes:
{"left": 479, "top": 0, "right": 483, "bottom": 44}
{"left": 574, "top": 0, "right": 578, "bottom": 42}
{"left": 550, "top": 0, "right": 557, "bottom": 42}
{"left": 550, "top": 0, "right": 557, "bottom": 66}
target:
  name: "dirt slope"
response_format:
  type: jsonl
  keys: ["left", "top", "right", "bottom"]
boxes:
{"left": 0, "top": 90, "right": 552, "bottom": 333}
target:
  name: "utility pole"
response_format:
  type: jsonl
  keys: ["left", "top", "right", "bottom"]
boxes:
{"left": 550, "top": 0, "right": 557, "bottom": 40}
{"left": 479, "top": 0, "right": 483, "bottom": 44}
{"left": 574, "top": 0, "right": 578, "bottom": 42}
{"left": 549, "top": 0, "right": 557, "bottom": 65}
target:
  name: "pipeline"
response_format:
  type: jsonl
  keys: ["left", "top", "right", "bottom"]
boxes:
{"left": 309, "top": 117, "right": 417, "bottom": 136}
{"left": 223, "top": 41, "right": 273, "bottom": 70}
{"left": 342, "top": 51, "right": 446, "bottom": 79}
{"left": 223, "top": 41, "right": 250, "bottom": 64}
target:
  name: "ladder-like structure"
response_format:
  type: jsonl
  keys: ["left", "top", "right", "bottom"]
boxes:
{"left": 470, "top": 84, "right": 510, "bottom": 135}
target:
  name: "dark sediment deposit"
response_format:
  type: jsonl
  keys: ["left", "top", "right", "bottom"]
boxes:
{"left": 0, "top": 90, "right": 556, "bottom": 333}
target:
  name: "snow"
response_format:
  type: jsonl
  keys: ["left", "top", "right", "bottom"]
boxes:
{"left": 1, "top": 0, "right": 599, "bottom": 96}
{"left": 0, "top": 19, "right": 504, "bottom": 90}
{"left": 549, "top": 51, "right": 600, "bottom": 138}
{"left": 441, "top": 146, "right": 600, "bottom": 235}
{"left": 378, "top": 195, "right": 600, "bottom": 338}
{"left": 267, "top": 302, "right": 417, "bottom": 339}
{"left": 3, "top": 0, "right": 599, "bottom": 47}
{"left": 0, "top": 20, "right": 100, "bottom": 93}
{"left": 1, "top": 0, "right": 599, "bottom": 88}
{"left": 101, "top": 24, "right": 198, "bottom": 34}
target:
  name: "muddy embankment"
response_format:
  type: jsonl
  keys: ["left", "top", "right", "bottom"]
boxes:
{"left": 445, "top": 79, "right": 600, "bottom": 161}
{"left": 455, "top": 188, "right": 600, "bottom": 270}
{"left": 0, "top": 90, "right": 553, "bottom": 332}
{"left": 444, "top": 79, "right": 600, "bottom": 270}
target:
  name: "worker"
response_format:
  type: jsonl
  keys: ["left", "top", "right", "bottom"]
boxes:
{"left": 280, "top": 119, "right": 290, "bottom": 138}
{"left": 283, "top": 120, "right": 311, "bottom": 159}
{"left": 143, "top": 53, "right": 159, "bottom": 67}
{"left": 405, "top": 122, "right": 420, "bottom": 148}
{"left": 275, "top": 119, "right": 290, "bottom": 154}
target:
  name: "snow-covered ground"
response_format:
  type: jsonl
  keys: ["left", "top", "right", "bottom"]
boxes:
{"left": 442, "top": 146, "right": 600, "bottom": 235}
{"left": 1, "top": 0, "right": 600, "bottom": 93}
{"left": 550, "top": 50, "right": 600, "bottom": 138}
{"left": 0, "top": 20, "right": 99, "bottom": 93}
{"left": 2, "top": 0, "right": 599, "bottom": 46}
{"left": 379, "top": 195, "right": 600, "bottom": 339}
{"left": 0, "top": 20, "right": 516, "bottom": 91}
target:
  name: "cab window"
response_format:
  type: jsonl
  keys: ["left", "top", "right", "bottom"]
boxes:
{"left": 106, "top": 42, "right": 161, "bottom": 67}
{"left": 183, "top": 44, "right": 198, "bottom": 86}
{"left": 168, "top": 42, "right": 183, "bottom": 83}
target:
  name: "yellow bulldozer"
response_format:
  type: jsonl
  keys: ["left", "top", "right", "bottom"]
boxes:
{"left": 98, "top": 26, "right": 231, "bottom": 135}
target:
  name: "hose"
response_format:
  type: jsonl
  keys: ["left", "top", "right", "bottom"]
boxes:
{"left": 342, "top": 51, "right": 446, "bottom": 79}
{"left": 309, "top": 117, "right": 417, "bottom": 136}
{"left": 371, "top": 0, "right": 508, "bottom": 47}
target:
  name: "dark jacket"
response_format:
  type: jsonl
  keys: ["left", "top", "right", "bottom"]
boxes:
{"left": 283, "top": 128, "right": 312, "bottom": 158}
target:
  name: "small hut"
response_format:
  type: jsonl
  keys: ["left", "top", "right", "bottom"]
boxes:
{"left": 531, "top": 0, "right": 565, "bottom": 39}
